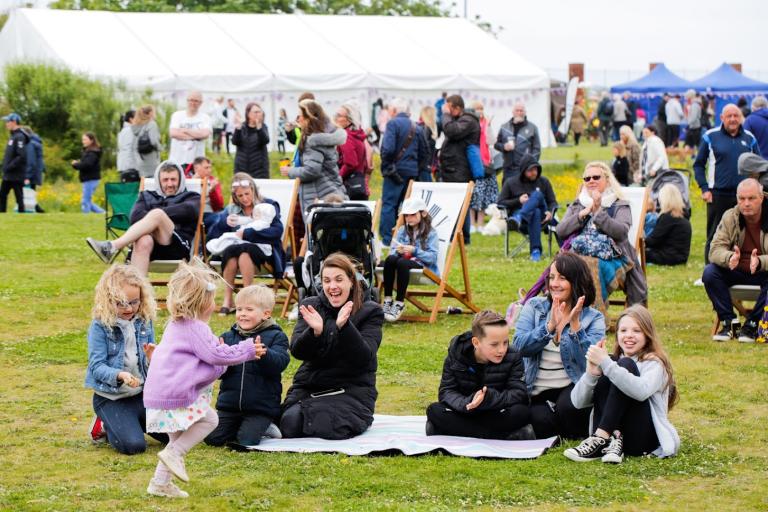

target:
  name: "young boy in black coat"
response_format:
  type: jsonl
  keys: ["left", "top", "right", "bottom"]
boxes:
{"left": 205, "top": 285, "right": 290, "bottom": 447}
{"left": 426, "top": 310, "right": 533, "bottom": 440}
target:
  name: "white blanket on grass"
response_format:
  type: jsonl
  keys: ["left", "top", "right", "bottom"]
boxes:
{"left": 242, "top": 415, "right": 557, "bottom": 459}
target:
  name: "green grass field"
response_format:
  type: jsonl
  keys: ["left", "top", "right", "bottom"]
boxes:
{"left": 0, "top": 142, "right": 766, "bottom": 511}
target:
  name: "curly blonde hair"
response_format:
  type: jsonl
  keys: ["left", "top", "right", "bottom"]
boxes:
{"left": 166, "top": 259, "right": 222, "bottom": 321}
{"left": 92, "top": 265, "right": 156, "bottom": 327}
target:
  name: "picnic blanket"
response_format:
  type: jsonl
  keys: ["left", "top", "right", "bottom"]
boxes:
{"left": 235, "top": 415, "right": 557, "bottom": 459}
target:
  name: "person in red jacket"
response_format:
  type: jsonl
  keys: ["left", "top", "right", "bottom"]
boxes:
{"left": 334, "top": 102, "right": 369, "bottom": 200}
{"left": 187, "top": 156, "right": 224, "bottom": 233}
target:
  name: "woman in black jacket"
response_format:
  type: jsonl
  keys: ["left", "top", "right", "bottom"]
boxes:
{"left": 426, "top": 310, "right": 531, "bottom": 439}
{"left": 72, "top": 132, "right": 104, "bottom": 213}
{"left": 232, "top": 102, "right": 270, "bottom": 179}
{"left": 645, "top": 184, "right": 691, "bottom": 265}
{"left": 280, "top": 252, "right": 384, "bottom": 440}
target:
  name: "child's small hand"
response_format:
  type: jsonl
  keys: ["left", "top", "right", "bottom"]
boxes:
{"left": 118, "top": 371, "right": 140, "bottom": 388}
{"left": 142, "top": 343, "right": 156, "bottom": 362}
{"left": 219, "top": 337, "right": 226, "bottom": 345}
{"left": 466, "top": 386, "right": 487, "bottom": 411}
{"left": 586, "top": 339, "right": 609, "bottom": 368}
{"left": 254, "top": 336, "right": 267, "bottom": 359}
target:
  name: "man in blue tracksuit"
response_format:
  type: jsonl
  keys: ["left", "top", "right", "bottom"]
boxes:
{"left": 379, "top": 98, "right": 428, "bottom": 245}
{"left": 694, "top": 103, "right": 758, "bottom": 263}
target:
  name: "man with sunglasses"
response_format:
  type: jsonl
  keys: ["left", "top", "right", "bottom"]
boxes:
{"left": 169, "top": 91, "right": 212, "bottom": 170}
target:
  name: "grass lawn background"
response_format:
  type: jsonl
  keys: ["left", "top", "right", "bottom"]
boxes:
{"left": 0, "top": 141, "right": 766, "bottom": 511}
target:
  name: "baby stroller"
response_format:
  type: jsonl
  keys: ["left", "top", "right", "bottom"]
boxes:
{"left": 649, "top": 168, "right": 692, "bottom": 219}
{"left": 299, "top": 202, "right": 378, "bottom": 301}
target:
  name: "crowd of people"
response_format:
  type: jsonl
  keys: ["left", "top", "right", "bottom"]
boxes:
{"left": 7, "top": 85, "right": 768, "bottom": 499}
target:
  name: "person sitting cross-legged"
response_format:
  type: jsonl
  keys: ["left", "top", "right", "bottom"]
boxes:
{"left": 496, "top": 154, "right": 558, "bottom": 262}
{"left": 86, "top": 161, "right": 200, "bottom": 275}
{"left": 703, "top": 178, "right": 768, "bottom": 342}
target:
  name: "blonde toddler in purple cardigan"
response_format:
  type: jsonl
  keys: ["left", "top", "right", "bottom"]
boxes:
{"left": 143, "top": 261, "right": 265, "bottom": 498}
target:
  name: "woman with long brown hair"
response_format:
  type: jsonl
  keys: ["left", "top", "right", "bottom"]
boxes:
{"left": 280, "top": 252, "right": 383, "bottom": 440}
{"left": 72, "top": 132, "right": 104, "bottom": 213}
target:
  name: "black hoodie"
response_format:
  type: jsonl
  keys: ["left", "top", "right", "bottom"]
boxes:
{"left": 72, "top": 147, "right": 102, "bottom": 183}
{"left": 496, "top": 154, "right": 558, "bottom": 213}
{"left": 437, "top": 331, "right": 528, "bottom": 413}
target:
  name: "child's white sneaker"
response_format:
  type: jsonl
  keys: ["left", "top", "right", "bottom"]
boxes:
{"left": 147, "top": 479, "right": 189, "bottom": 498}
{"left": 262, "top": 422, "right": 283, "bottom": 439}
{"left": 601, "top": 431, "right": 624, "bottom": 464}
{"left": 158, "top": 447, "right": 189, "bottom": 482}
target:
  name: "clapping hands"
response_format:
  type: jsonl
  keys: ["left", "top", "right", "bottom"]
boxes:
{"left": 336, "top": 301, "right": 353, "bottom": 329}
{"left": 300, "top": 305, "right": 324, "bottom": 337}
{"left": 547, "top": 296, "right": 586, "bottom": 341}
{"left": 586, "top": 339, "right": 609, "bottom": 375}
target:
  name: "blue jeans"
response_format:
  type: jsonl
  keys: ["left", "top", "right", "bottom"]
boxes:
{"left": 511, "top": 189, "right": 547, "bottom": 252}
{"left": 81, "top": 179, "right": 104, "bottom": 213}
{"left": 379, "top": 176, "right": 412, "bottom": 245}
{"left": 92, "top": 393, "right": 167, "bottom": 455}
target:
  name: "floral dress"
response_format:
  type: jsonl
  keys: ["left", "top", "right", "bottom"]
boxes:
{"left": 146, "top": 385, "right": 213, "bottom": 433}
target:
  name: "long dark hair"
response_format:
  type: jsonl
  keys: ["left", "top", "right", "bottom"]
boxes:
{"left": 83, "top": 132, "right": 100, "bottom": 151}
{"left": 547, "top": 252, "right": 596, "bottom": 308}
{"left": 297, "top": 99, "right": 329, "bottom": 154}
{"left": 321, "top": 252, "right": 364, "bottom": 314}
{"left": 403, "top": 210, "right": 434, "bottom": 250}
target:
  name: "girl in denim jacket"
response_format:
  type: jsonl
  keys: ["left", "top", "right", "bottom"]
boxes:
{"left": 382, "top": 197, "right": 440, "bottom": 322}
{"left": 84, "top": 265, "right": 166, "bottom": 455}
{"left": 513, "top": 252, "right": 606, "bottom": 440}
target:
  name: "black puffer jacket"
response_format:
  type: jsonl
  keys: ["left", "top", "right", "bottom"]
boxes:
{"left": 216, "top": 321, "right": 290, "bottom": 419}
{"left": 438, "top": 331, "right": 529, "bottom": 413}
{"left": 496, "top": 153, "right": 558, "bottom": 213}
{"left": 2, "top": 128, "right": 28, "bottom": 181}
{"left": 284, "top": 293, "right": 384, "bottom": 409}
{"left": 72, "top": 147, "right": 102, "bottom": 183}
{"left": 439, "top": 110, "right": 480, "bottom": 183}
{"left": 233, "top": 124, "right": 270, "bottom": 179}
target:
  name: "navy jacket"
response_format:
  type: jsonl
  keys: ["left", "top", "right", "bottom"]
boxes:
{"left": 24, "top": 131, "right": 44, "bottom": 186}
{"left": 694, "top": 124, "right": 757, "bottom": 196}
{"left": 2, "top": 128, "right": 28, "bottom": 182}
{"left": 216, "top": 322, "right": 290, "bottom": 419}
{"left": 744, "top": 108, "right": 768, "bottom": 159}
{"left": 380, "top": 113, "right": 427, "bottom": 179}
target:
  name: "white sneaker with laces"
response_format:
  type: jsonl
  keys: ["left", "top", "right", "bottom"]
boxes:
{"left": 601, "top": 432, "right": 624, "bottom": 464}
{"left": 158, "top": 448, "right": 189, "bottom": 482}
{"left": 262, "top": 422, "right": 283, "bottom": 439}
{"left": 147, "top": 479, "right": 189, "bottom": 498}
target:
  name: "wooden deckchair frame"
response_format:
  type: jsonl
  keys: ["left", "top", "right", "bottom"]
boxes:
{"left": 383, "top": 181, "right": 480, "bottom": 323}
{"left": 607, "top": 186, "right": 649, "bottom": 312}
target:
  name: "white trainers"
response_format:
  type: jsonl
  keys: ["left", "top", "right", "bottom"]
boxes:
{"left": 157, "top": 448, "right": 189, "bottom": 482}
{"left": 147, "top": 479, "right": 189, "bottom": 498}
{"left": 385, "top": 302, "right": 405, "bottom": 322}
{"left": 382, "top": 299, "right": 393, "bottom": 318}
{"left": 262, "top": 422, "right": 283, "bottom": 439}
{"left": 693, "top": 278, "right": 704, "bottom": 287}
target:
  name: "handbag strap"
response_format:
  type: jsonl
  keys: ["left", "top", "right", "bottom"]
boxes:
{"left": 395, "top": 123, "right": 416, "bottom": 163}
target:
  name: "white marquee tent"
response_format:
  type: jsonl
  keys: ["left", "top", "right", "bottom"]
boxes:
{"left": 0, "top": 8, "right": 552, "bottom": 146}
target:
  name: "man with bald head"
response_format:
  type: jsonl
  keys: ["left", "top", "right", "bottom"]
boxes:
{"left": 694, "top": 103, "right": 758, "bottom": 263}
{"left": 495, "top": 101, "right": 541, "bottom": 183}
{"left": 169, "top": 91, "right": 212, "bottom": 170}
{"left": 703, "top": 178, "right": 768, "bottom": 342}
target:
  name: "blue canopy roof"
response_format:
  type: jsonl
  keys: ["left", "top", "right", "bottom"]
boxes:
{"left": 690, "top": 63, "right": 768, "bottom": 93}
{"left": 610, "top": 63, "right": 694, "bottom": 94}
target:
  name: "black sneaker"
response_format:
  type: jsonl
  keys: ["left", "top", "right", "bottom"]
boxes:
{"left": 563, "top": 435, "right": 608, "bottom": 462}
{"left": 507, "top": 215, "right": 521, "bottom": 232}
{"left": 385, "top": 302, "right": 405, "bottom": 322}
{"left": 712, "top": 320, "right": 733, "bottom": 342}
{"left": 601, "top": 431, "right": 624, "bottom": 464}
{"left": 425, "top": 420, "right": 436, "bottom": 436}
{"left": 86, "top": 238, "right": 116, "bottom": 264}
{"left": 738, "top": 320, "right": 758, "bottom": 343}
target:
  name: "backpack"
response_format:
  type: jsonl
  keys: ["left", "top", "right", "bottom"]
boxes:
{"left": 603, "top": 100, "right": 614, "bottom": 117}
{"left": 137, "top": 128, "right": 155, "bottom": 155}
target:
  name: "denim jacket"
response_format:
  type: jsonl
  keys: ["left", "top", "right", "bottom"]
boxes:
{"left": 390, "top": 226, "right": 440, "bottom": 276}
{"left": 512, "top": 296, "right": 605, "bottom": 393}
{"left": 83, "top": 318, "right": 154, "bottom": 394}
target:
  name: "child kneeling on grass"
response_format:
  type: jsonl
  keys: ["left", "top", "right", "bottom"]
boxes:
{"left": 143, "top": 261, "right": 264, "bottom": 498}
{"left": 564, "top": 304, "right": 680, "bottom": 464}
{"left": 205, "top": 285, "right": 290, "bottom": 447}
{"left": 425, "top": 310, "right": 534, "bottom": 440}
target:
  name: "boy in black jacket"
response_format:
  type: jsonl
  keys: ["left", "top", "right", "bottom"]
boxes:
{"left": 426, "top": 310, "right": 533, "bottom": 440}
{"left": 205, "top": 285, "right": 290, "bottom": 447}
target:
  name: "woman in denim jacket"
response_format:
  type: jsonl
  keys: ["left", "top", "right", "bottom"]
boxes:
{"left": 513, "top": 252, "right": 606, "bottom": 439}
{"left": 84, "top": 265, "right": 167, "bottom": 454}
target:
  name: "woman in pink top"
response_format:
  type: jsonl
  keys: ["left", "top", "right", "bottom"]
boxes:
{"left": 469, "top": 101, "right": 499, "bottom": 233}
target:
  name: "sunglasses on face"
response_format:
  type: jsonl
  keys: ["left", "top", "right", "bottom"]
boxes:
{"left": 583, "top": 175, "right": 603, "bottom": 182}
{"left": 231, "top": 180, "right": 252, "bottom": 189}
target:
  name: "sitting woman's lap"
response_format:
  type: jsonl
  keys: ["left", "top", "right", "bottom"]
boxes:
{"left": 221, "top": 243, "right": 271, "bottom": 272}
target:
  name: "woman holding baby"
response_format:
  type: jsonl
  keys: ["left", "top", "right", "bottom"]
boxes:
{"left": 209, "top": 172, "right": 286, "bottom": 315}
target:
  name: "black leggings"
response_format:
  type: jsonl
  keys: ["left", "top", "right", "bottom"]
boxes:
{"left": 529, "top": 384, "right": 591, "bottom": 440}
{"left": 383, "top": 254, "right": 422, "bottom": 301}
{"left": 593, "top": 357, "right": 659, "bottom": 456}
{"left": 426, "top": 402, "right": 529, "bottom": 439}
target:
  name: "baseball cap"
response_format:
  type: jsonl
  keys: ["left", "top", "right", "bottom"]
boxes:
{"left": 2, "top": 113, "right": 21, "bottom": 123}
{"left": 400, "top": 197, "right": 428, "bottom": 215}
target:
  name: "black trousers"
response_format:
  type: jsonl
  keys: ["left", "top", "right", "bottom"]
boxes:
{"left": 593, "top": 357, "right": 659, "bottom": 456}
{"left": 382, "top": 254, "right": 422, "bottom": 301}
{"left": 705, "top": 195, "right": 737, "bottom": 263}
{"left": 204, "top": 410, "right": 273, "bottom": 447}
{"left": 0, "top": 180, "right": 24, "bottom": 213}
{"left": 425, "top": 402, "right": 529, "bottom": 439}
{"left": 529, "top": 384, "right": 591, "bottom": 440}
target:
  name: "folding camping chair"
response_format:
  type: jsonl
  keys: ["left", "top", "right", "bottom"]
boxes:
{"left": 711, "top": 285, "right": 762, "bottom": 335}
{"left": 606, "top": 186, "right": 649, "bottom": 312}
{"left": 499, "top": 204, "right": 559, "bottom": 258}
{"left": 207, "top": 178, "right": 300, "bottom": 318}
{"left": 104, "top": 181, "right": 140, "bottom": 259}
{"left": 142, "top": 177, "right": 206, "bottom": 303}
{"left": 375, "top": 182, "right": 481, "bottom": 323}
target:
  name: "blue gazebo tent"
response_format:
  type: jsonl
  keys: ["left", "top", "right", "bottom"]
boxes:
{"left": 610, "top": 64, "right": 695, "bottom": 127}
{"left": 691, "top": 63, "right": 768, "bottom": 120}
